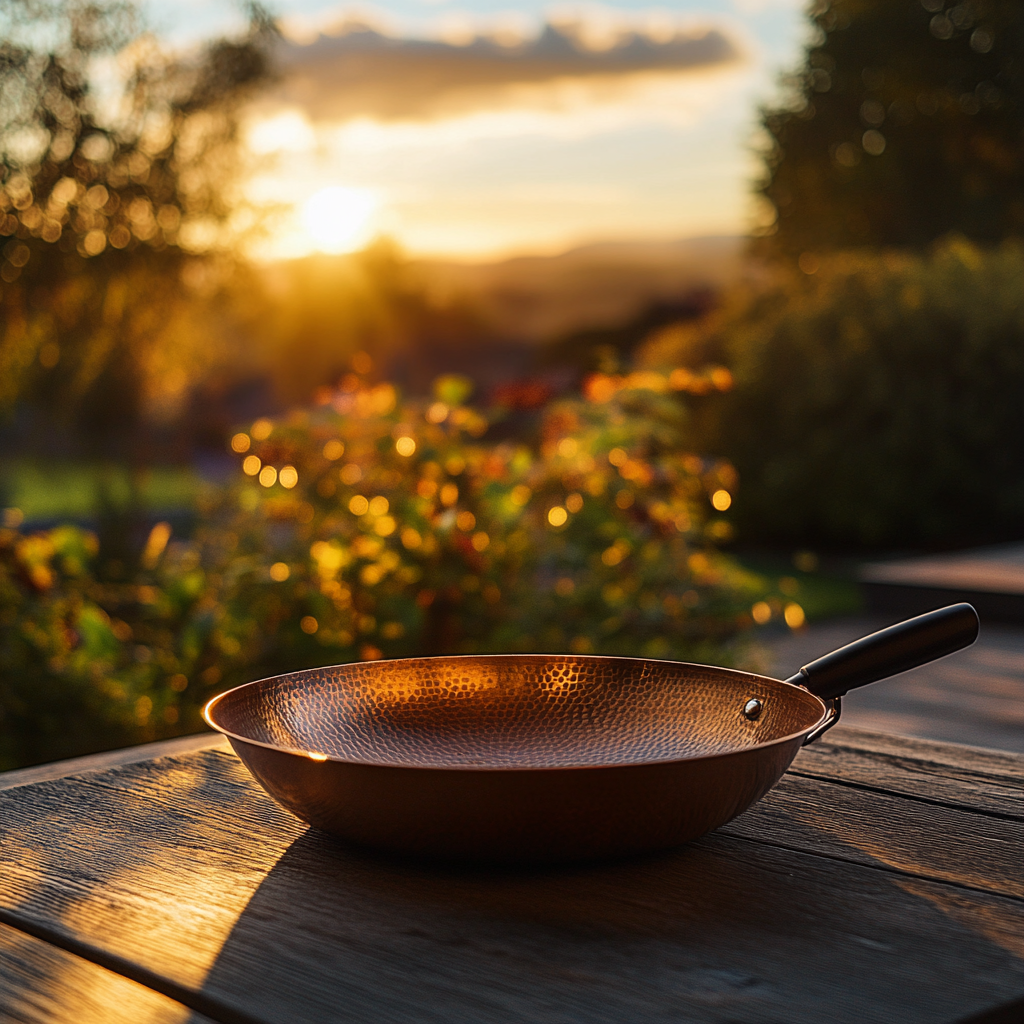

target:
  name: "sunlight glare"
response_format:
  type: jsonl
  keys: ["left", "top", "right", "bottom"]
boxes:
{"left": 302, "top": 186, "right": 379, "bottom": 254}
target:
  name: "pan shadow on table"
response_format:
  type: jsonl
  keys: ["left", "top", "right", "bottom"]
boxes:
{"left": 197, "top": 822, "right": 1023, "bottom": 1024}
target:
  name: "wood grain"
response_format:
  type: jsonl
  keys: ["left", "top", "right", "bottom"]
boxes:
{"left": 0, "top": 921, "right": 212, "bottom": 1024}
{"left": 721, "top": 771, "right": 1023, "bottom": 898}
{"left": 1, "top": 737, "right": 1021, "bottom": 1024}
{"left": 0, "top": 733, "right": 228, "bottom": 792}
{"left": 794, "top": 726, "right": 1024, "bottom": 818}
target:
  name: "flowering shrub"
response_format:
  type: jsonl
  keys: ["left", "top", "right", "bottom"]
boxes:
{"left": 221, "top": 372, "right": 755, "bottom": 662}
{"left": 0, "top": 373, "right": 761, "bottom": 769}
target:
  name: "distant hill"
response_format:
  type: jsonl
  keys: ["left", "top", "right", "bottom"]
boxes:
{"left": 408, "top": 235, "right": 745, "bottom": 343}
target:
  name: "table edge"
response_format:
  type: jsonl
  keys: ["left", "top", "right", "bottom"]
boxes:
{"left": 0, "top": 733, "right": 230, "bottom": 792}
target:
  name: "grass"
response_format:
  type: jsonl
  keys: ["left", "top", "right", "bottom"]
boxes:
{"left": 0, "top": 460, "right": 210, "bottom": 523}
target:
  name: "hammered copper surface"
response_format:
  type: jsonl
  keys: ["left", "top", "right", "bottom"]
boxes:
{"left": 205, "top": 656, "right": 826, "bottom": 864}
{"left": 210, "top": 655, "right": 823, "bottom": 768}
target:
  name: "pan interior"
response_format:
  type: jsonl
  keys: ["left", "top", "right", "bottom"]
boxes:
{"left": 211, "top": 656, "right": 824, "bottom": 769}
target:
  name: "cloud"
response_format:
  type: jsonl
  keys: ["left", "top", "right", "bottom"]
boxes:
{"left": 273, "top": 16, "right": 745, "bottom": 123}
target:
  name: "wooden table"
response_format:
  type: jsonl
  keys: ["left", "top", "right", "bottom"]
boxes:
{"left": 1, "top": 726, "right": 1021, "bottom": 1024}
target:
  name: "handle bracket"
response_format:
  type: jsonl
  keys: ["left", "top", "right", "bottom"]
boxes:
{"left": 802, "top": 696, "right": 842, "bottom": 745}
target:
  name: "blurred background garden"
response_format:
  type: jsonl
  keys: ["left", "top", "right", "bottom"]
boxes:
{"left": 1, "top": 0, "right": 1022, "bottom": 769}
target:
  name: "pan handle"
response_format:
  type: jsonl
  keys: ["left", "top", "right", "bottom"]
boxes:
{"left": 786, "top": 603, "right": 980, "bottom": 702}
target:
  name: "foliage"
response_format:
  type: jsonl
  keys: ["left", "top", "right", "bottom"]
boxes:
{"left": 756, "top": 0, "right": 1024, "bottom": 257}
{"left": 641, "top": 239, "right": 1024, "bottom": 547}
{"left": 0, "top": 374, "right": 766, "bottom": 769}
{"left": 0, "top": 0, "right": 277, "bottom": 433}
{"left": 0, "top": 522, "right": 187, "bottom": 767}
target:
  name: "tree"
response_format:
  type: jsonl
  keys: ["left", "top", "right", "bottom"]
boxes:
{"left": 0, "top": 0, "right": 277, "bottom": 440}
{"left": 756, "top": 0, "right": 1024, "bottom": 259}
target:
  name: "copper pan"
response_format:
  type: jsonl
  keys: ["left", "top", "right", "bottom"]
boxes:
{"left": 204, "top": 604, "right": 978, "bottom": 865}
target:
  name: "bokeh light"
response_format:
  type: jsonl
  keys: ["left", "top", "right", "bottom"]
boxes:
{"left": 547, "top": 506, "right": 568, "bottom": 527}
{"left": 784, "top": 603, "right": 806, "bottom": 629}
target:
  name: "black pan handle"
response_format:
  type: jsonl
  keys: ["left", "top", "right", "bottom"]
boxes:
{"left": 786, "top": 603, "right": 980, "bottom": 701}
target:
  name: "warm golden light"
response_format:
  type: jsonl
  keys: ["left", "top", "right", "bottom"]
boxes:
{"left": 752, "top": 601, "right": 772, "bottom": 624}
{"left": 712, "top": 489, "right": 732, "bottom": 511}
{"left": 259, "top": 465, "right": 278, "bottom": 487}
{"left": 602, "top": 545, "right": 623, "bottom": 566}
{"left": 349, "top": 495, "right": 369, "bottom": 515}
{"left": 307, "top": 751, "right": 328, "bottom": 761}
{"left": 302, "top": 186, "right": 378, "bottom": 254}
{"left": 270, "top": 562, "right": 290, "bottom": 581}
{"left": 784, "top": 603, "right": 806, "bottom": 629}
{"left": 242, "top": 455, "right": 261, "bottom": 476}
{"left": 566, "top": 492, "right": 584, "bottom": 513}
{"left": 231, "top": 432, "right": 250, "bottom": 453}
{"left": 141, "top": 522, "right": 172, "bottom": 569}
{"left": 368, "top": 495, "right": 389, "bottom": 516}
{"left": 395, "top": 436, "right": 416, "bottom": 456}
{"left": 323, "top": 439, "right": 344, "bottom": 460}
{"left": 456, "top": 511, "right": 476, "bottom": 531}
{"left": 279, "top": 465, "right": 299, "bottom": 489}
{"left": 300, "top": 615, "right": 318, "bottom": 634}
{"left": 548, "top": 506, "right": 568, "bottom": 527}
{"left": 251, "top": 418, "right": 273, "bottom": 440}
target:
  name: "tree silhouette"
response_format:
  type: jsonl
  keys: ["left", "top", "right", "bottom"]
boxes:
{"left": 0, "top": 1, "right": 277, "bottom": 438}
{"left": 756, "top": 0, "right": 1024, "bottom": 258}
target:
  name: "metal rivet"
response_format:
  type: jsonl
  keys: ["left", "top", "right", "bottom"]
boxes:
{"left": 743, "top": 698, "right": 763, "bottom": 721}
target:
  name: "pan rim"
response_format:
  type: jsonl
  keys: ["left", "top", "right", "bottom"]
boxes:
{"left": 202, "top": 653, "right": 829, "bottom": 772}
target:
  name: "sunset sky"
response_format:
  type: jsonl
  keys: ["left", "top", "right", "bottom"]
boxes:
{"left": 153, "top": 1, "right": 809, "bottom": 259}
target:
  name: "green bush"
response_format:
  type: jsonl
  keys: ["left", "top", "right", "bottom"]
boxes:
{"left": 643, "top": 240, "right": 1024, "bottom": 547}
{"left": 1, "top": 374, "right": 764, "bottom": 769}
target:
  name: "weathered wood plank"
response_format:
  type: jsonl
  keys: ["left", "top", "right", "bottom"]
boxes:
{"left": 821, "top": 726, "right": 1024, "bottom": 782}
{"left": 722, "top": 771, "right": 1023, "bottom": 898}
{"left": 794, "top": 727, "right": 1024, "bottom": 819}
{"left": 0, "top": 733, "right": 228, "bottom": 792}
{"left": 1, "top": 746, "right": 1021, "bottom": 1024}
{"left": 0, "top": 922, "right": 213, "bottom": 1024}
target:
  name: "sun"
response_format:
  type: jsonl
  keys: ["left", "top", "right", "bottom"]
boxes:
{"left": 302, "top": 186, "right": 379, "bottom": 253}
